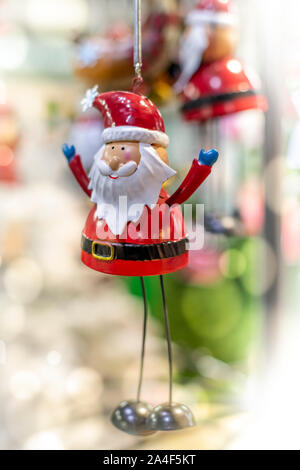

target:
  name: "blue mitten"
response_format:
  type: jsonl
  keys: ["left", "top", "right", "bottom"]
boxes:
{"left": 198, "top": 149, "right": 219, "bottom": 166}
{"left": 62, "top": 144, "right": 76, "bottom": 162}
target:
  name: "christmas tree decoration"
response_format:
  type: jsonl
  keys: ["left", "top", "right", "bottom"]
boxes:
{"left": 62, "top": 0, "right": 219, "bottom": 436}
{"left": 175, "top": 0, "right": 266, "bottom": 240}
{"left": 74, "top": 0, "right": 179, "bottom": 92}
{"left": 174, "top": 0, "right": 237, "bottom": 93}
{"left": 177, "top": 0, "right": 267, "bottom": 120}
{"left": 63, "top": 87, "right": 219, "bottom": 434}
{"left": 181, "top": 57, "right": 267, "bottom": 122}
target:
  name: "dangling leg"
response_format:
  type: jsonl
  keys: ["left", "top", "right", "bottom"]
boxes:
{"left": 159, "top": 275, "right": 173, "bottom": 405}
{"left": 146, "top": 275, "right": 196, "bottom": 431}
{"left": 137, "top": 277, "right": 148, "bottom": 402}
{"left": 111, "top": 276, "right": 155, "bottom": 436}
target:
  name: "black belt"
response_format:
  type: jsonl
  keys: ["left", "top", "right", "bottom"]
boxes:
{"left": 81, "top": 234, "right": 188, "bottom": 262}
{"left": 181, "top": 89, "right": 258, "bottom": 113}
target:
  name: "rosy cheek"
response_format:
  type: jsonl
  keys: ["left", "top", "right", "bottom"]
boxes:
{"left": 124, "top": 151, "right": 132, "bottom": 162}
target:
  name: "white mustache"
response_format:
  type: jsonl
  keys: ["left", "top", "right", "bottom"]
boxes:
{"left": 98, "top": 160, "right": 112, "bottom": 176}
{"left": 98, "top": 159, "right": 138, "bottom": 177}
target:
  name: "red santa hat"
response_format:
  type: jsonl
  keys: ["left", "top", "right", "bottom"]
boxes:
{"left": 81, "top": 86, "right": 169, "bottom": 148}
{"left": 186, "top": 0, "right": 235, "bottom": 26}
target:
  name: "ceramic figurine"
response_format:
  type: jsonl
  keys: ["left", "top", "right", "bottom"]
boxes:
{"left": 62, "top": 87, "right": 219, "bottom": 435}
{"left": 176, "top": 0, "right": 267, "bottom": 120}
{"left": 74, "top": 3, "right": 179, "bottom": 91}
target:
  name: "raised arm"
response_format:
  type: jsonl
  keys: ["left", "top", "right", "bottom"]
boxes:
{"left": 166, "top": 149, "right": 218, "bottom": 206}
{"left": 62, "top": 144, "right": 92, "bottom": 198}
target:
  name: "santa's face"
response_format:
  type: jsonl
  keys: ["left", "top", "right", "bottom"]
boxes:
{"left": 88, "top": 142, "right": 176, "bottom": 235}
{"left": 101, "top": 141, "right": 141, "bottom": 178}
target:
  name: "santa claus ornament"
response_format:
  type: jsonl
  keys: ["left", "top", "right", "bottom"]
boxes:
{"left": 176, "top": 0, "right": 266, "bottom": 120}
{"left": 74, "top": 0, "right": 179, "bottom": 93}
{"left": 173, "top": 0, "right": 267, "bottom": 241}
{"left": 62, "top": 0, "right": 219, "bottom": 436}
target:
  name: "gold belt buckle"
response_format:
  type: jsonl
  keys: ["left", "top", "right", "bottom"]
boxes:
{"left": 91, "top": 241, "right": 115, "bottom": 261}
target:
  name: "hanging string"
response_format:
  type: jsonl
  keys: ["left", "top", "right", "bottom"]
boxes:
{"left": 132, "top": 0, "right": 144, "bottom": 93}
{"left": 137, "top": 277, "right": 148, "bottom": 402}
{"left": 160, "top": 275, "right": 173, "bottom": 404}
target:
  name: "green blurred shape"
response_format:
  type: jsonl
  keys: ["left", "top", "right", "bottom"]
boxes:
{"left": 125, "top": 238, "right": 260, "bottom": 365}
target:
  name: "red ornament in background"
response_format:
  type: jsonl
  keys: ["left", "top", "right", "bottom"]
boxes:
{"left": 74, "top": 8, "right": 179, "bottom": 91}
{"left": 176, "top": 0, "right": 267, "bottom": 121}
{"left": 190, "top": 0, "right": 234, "bottom": 20}
{"left": 237, "top": 177, "right": 265, "bottom": 237}
{"left": 173, "top": 0, "right": 267, "bottom": 244}
{"left": 181, "top": 58, "right": 267, "bottom": 122}
{"left": 0, "top": 104, "right": 19, "bottom": 184}
{"left": 282, "top": 201, "right": 300, "bottom": 264}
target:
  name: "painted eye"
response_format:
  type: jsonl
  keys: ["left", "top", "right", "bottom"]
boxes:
{"left": 121, "top": 146, "right": 125, "bottom": 150}
{"left": 112, "top": 146, "right": 115, "bottom": 149}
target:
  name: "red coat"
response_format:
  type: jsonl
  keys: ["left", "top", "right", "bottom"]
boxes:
{"left": 69, "top": 155, "right": 211, "bottom": 276}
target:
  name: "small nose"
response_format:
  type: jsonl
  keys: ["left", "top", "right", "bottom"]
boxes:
{"left": 109, "top": 156, "right": 121, "bottom": 171}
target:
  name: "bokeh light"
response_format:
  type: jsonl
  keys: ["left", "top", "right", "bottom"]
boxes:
{"left": 66, "top": 368, "right": 103, "bottom": 398}
{"left": 4, "top": 258, "right": 43, "bottom": 304}
{"left": 0, "top": 145, "right": 14, "bottom": 167}
{"left": 25, "top": 0, "right": 88, "bottom": 32}
{"left": 0, "top": 303, "right": 25, "bottom": 340}
{"left": 24, "top": 431, "right": 64, "bottom": 450}
{"left": 219, "top": 249, "right": 247, "bottom": 279}
{"left": 47, "top": 351, "right": 62, "bottom": 367}
{"left": 0, "top": 32, "right": 28, "bottom": 70}
{"left": 10, "top": 370, "right": 41, "bottom": 401}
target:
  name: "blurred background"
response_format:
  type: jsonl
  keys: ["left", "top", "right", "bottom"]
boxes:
{"left": 0, "top": 0, "right": 299, "bottom": 450}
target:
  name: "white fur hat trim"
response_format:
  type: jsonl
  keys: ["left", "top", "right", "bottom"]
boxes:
{"left": 102, "top": 126, "right": 170, "bottom": 148}
{"left": 186, "top": 10, "right": 236, "bottom": 26}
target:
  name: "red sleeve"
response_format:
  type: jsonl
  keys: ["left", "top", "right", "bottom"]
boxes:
{"left": 166, "top": 159, "right": 211, "bottom": 206}
{"left": 69, "top": 154, "right": 92, "bottom": 197}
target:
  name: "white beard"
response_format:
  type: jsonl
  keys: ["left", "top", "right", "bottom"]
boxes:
{"left": 174, "top": 24, "right": 209, "bottom": 93}
{"left": 88, "top": 143, "right": 176, "bottom": 235}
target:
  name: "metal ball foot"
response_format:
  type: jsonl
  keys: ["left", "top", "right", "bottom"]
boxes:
{"left": 146, "top": 402, "right": 196, "bottom": 431}
{"left": 111, "top": 400, "right": 156, "bottom": 436}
